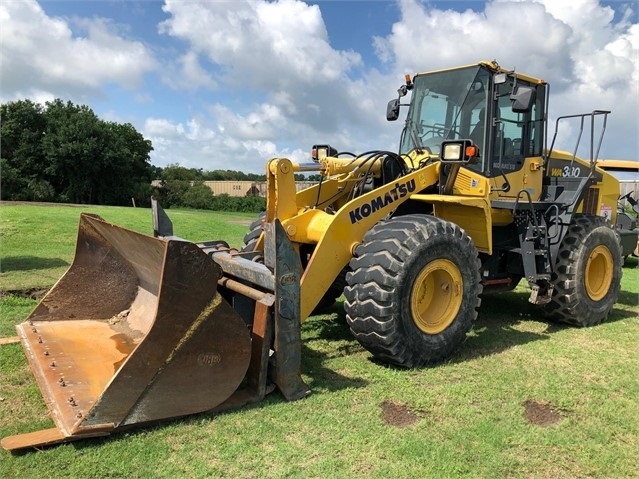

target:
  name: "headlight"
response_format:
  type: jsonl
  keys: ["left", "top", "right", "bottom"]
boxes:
{"left": 440, "top": 140, "right": 479, "bottom": 163}
{"left": 442, "top": 143, "right": 462, "bottom": 161}
{"left": 311, "top": 144, "right": 338, "bottom": 162}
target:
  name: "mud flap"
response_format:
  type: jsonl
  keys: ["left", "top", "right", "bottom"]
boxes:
{"left": 1, "top": 214, "right": 251, "bottom": 451}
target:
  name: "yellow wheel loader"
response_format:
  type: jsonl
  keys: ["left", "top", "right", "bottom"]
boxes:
{"left": 2, "top": 61, "right": 623, "bottom": 451}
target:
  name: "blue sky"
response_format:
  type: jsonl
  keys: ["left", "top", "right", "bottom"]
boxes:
{"left": 1, "top": 0, "right": 637, "bottom": 173}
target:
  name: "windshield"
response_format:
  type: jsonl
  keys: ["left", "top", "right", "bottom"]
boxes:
{"left": 399, "top": 65, "right": 490, "bottom": 156}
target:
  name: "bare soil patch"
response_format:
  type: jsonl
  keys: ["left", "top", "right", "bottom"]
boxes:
{"left": 0, "top": 288, "right": 49, "bottom": 300}
{"left": 380, "top": 400, "right": 424, "bottom": 428}
{"left": 523, "top": 399, "right": 564, "bottom": 426}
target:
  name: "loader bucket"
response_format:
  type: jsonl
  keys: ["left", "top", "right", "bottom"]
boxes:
{"left": 2, "top": 214, "right": 251, "bottom": 451}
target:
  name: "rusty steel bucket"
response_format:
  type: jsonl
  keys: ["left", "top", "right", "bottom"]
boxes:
{"left": 1, "top": 214, "right": 251, "bottom": 451}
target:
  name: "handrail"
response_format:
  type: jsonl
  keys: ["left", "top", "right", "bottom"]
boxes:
{"left": 546, "top": 110, "right": 611, "bottom": 170}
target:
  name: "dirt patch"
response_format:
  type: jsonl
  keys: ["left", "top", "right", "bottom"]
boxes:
{"left": 380, "top": 400, "right": 424, "bottom": 428}
{"left": 0, "top": 288, "right": 49, "bottom": 300}
{"left": 523, "top": 399, "right": 564, "bottom": 427}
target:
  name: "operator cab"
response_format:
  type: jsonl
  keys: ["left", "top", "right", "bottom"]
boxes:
{"left": 389, "top": 62, "right": 546, "bottom": 180}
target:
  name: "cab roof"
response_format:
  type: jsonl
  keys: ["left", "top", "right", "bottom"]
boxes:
{"left": 413, "top": 60, "right": 546, "bottom": 86}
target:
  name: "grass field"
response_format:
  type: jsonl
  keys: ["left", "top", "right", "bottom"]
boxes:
{"left": 1, "top": 203, "right": 638, "bottom": 478}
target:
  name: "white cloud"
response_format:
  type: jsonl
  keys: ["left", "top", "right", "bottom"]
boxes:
{"left": 0, "top": 0, "right": 156, "bottom": 102}
{"left": 152, "top": 0, "right": 394, "bottom": 169}
{"left": 156, "top": 0, "right": 638, "bottom": 167}
{"left": 142, "top": 115, "right": 306, "bottom": 173}
{"left": 162, "top": 51, "right": 218, "bottom": 91}
{"left": 146, "top": 0, "right": 636, "bottom": 170}
{"left": 144, "top": 117, "right": 186, "bottom": 139}
{"left": 1, "top": 0, "right": 636, "bottom": 169}
{"left": 371, "top": 0, "right": 638, "bottom": 160}
{"left": 159, "top": 0, "right": 362, "bottom": 88}
{"left": 374, "top": 0, "right": 575, "bottom": 86}
{"left": 210, "top": 103, "right": 286, "bottom": 141}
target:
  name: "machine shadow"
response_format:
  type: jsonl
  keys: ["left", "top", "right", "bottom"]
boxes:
{"left": 318, "top": 289, "right": 634, "bottom": 370}
{"left": 457, "top": 287, "right": 634, "bottom": 363}
{"left": 300, "top": 307, "right": 370, "bottom": 393}
{"left": 0, "top": 255, "right": 68, "bottom": 272}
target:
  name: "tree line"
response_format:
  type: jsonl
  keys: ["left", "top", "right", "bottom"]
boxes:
{"left": 2, "top": 99, "right": 154, "bottom": 205}
{"left": 0, "top": 99, "right": 316, "bottom": 212}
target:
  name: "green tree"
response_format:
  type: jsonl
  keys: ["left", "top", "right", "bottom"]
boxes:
{"left": 181, "top": 182, "right": 215, "bottom": 209}
{"left": 161, "top": 164, "right": 201, "bottom": 181}
{"left": 99, "top": 122, "right": 154, "bottom": 205}
{"left": 153, "top": 180, "right": 189, "bottom": 208}
{"left": 1, "top": 98, "right": 153, "bottom": 205}
{"left": 149, "top": 164, "right": 163, "bottom": 180}
{"left": 0, "top": 99, "right": 49, "bottom": 200}
{"left": 41, "top": 99, "right": 105, "bottom": 203}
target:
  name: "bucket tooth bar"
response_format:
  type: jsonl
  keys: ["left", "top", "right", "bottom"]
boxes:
{"left": 2, "top": 210, "right": 310, "bottom": 452}
{"left": 201, "top": 218, "right": 311, "bottom": 406}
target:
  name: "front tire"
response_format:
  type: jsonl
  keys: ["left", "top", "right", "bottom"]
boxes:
{"left": 543, "top": 215, "right": 622, "bottom": 326}
{"left": 344, "top": 215, "right": 482, "bottom": 367}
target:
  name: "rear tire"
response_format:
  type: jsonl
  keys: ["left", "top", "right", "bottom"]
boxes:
{"left": 241, "top": 212, "right": 347, "bottom": 314}
{"left": 543, "top": 215, "right": 622, "bottom": 326}
{"left": 241, "top": 212, "right": 266, "bottom": 252}
{"left": 344, "top": 215, "right": 482, "bottom": 367}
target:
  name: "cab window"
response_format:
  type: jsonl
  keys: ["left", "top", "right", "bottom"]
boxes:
{"left": 487, "top": 79, "right": 544, "bottom": 177}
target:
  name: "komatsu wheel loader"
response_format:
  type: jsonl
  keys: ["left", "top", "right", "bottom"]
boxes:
{"left": 2, "top": 60, "right": 623, "bottom": 451}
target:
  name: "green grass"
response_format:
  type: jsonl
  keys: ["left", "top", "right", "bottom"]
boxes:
{"left": 0, "top": 203, "right": 254, "bottom": 291}
{"left": 1, "top": 204, "right": 638, "bottom": 478}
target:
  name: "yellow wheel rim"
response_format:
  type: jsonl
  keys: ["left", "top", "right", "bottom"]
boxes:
{"left": 585, "top": 245, "right": 613, "bottom": 301}
{"left": 411, "top": 259, "right": 463, "bottom": 334}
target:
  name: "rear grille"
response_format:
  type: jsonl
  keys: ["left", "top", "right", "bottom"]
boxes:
{"left": 583, "top": 187, "right": 599, "bottom": 215}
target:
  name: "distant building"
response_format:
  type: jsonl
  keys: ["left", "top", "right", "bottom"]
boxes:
{"left": 204, "top": 181, "right": 266, "bottom": 197}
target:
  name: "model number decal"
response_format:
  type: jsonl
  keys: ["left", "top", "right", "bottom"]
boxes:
{"left": 551, "top": 166, "right": 581, "bottom": 177}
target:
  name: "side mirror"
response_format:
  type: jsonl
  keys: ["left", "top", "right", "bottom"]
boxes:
{"left": 511, "top": 86, "right": 535, "bottom": 112}
{"left": 386, "top": 99, "right": 400, "bottom": 121}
